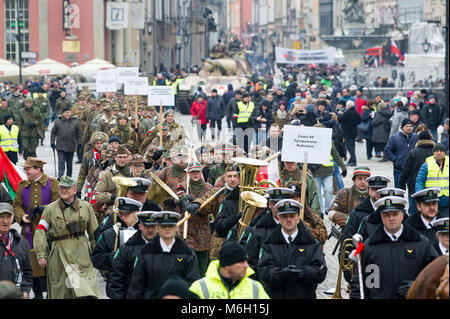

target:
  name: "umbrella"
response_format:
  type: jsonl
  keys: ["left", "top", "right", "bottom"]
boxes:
{"left": 71, "top": 58, "right": 116, "bottom": 82}
{"left": 22, "top": 58, "right": 71, "bottom": 76}
{"left": 0, "top": 59, "right": 20, "bottom": 79}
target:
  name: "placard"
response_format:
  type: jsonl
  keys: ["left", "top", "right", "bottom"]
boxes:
{"left": 96, "top": 69, "right": 117, "bottom": 93}
{"left": 275, "top": 47, "right": 336, "bottom": 65}
{"left": 148, "top": 86, "right": 175, "bottom": 106}
{"left": 281, "top": 125, "right": 332, "bottom": 165}
{"left": 124, "top": 77, "right": 149, "bottom": 95}
{"left": 116, "top": 67, "right": 139, "bottom": 84}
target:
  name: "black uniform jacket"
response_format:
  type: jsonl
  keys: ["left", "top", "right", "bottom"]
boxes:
{"left": 127, "top": 234, "right": 200, "bottom": 299}
{"left": 359, "top": 222, "right": 439, "bottom": 299}
{"left": 257, "top": 223, "right": 327, "bottom": 299}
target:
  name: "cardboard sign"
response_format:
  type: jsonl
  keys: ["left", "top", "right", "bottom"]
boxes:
{"left": 281, "top": 125, "right": 332, "bottom": 165}
{"left": 96, "top": 69, "right": 117, "bottom": 93}
{"left": 124, "top": 77, "right": 149, "bottom": 95}
{"left": 116, "top": 67, "right": 139, "bottom": 84}
{"left": 148, "top": 86, "right": 175, "bottom": 106}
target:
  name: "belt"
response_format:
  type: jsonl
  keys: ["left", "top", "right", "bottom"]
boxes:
{"left": 49, "top": 232, "right": 85, "bottom": 241}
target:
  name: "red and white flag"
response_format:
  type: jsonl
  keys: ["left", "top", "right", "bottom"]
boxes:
{"left": 391, "top": 40, "right": 404, "bottom": 62}
{"left": 256, "top": 157, "right": 281, "bottom": 188}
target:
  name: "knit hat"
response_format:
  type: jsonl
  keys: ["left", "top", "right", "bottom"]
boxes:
{"left": 305, "top": 104, "right": 314, "bottom": 113}
{"left": 219, "top": 241, "right": 248, "bottom": 267}
{"left": 401, "top": 118, "right": 413, "bottom": 128}
{"left": 108, "top": 136, "right": 121, "bottom": 144}
{"left": 156, "top": 275, "right": 199, "bottom": 299}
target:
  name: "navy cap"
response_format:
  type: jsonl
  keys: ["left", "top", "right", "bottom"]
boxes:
{"left": 365, "top": 175, "right": 390, "bottom": 189}
{"left": 411, "top": 187, "right": 441, "bottom": 203}
{"left": 137, "top": 211, "right": 158, "bottom": 226}
{"left": 265, "top": 187, "right": 294, "bottom": 202}
{"left": 153, "top": 211, "right": 181, "bottom": 225}
{"left": 113, "top": 197, "right": 143, "bottom": 213}
{"left": 274, "top": 199, "right": 303, "bottom": 215}
{"left": 376, "top": 188, "right": 406, "bottom": 198}
{"left": 129, "top": 177, "right": 151, "bottom": 193}
{"left": 431, "top": 217, "right": 449, "bottom": 233}
{"left": 374, "top": 196, "right": 407, "bottom": 214}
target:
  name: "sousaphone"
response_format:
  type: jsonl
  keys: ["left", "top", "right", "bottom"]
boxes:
{"left": 147, "top": 172, "right": 179, "bottom": 205}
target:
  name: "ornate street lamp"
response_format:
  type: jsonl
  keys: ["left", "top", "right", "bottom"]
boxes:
{"left": 422, "top": 38, "right": 431, "bottom": 53}
{"left": 175, "top": 31, "right": 183, "bottom": 71}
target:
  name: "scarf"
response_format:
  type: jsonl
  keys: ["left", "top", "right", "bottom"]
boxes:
{"left": 171, "top": 164, "right": 186, "bottom": 178}
{"left": 189, "top": 179, "right": 205, "bottom": 196}
{"left": 116, "top": 164, "right": 131, "bottom": 176}
{"left": 93, "top": 148, "right": 100, "bottom": 161}
{"left": 277, "top": 109, "right": 287, "bottom": 119}
{"left": 283, "top": 167, "right": 300, "bottom": 184}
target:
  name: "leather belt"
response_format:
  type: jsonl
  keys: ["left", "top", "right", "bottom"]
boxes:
{"left": 49, "top": 232, "right": 85, "bottom": 241}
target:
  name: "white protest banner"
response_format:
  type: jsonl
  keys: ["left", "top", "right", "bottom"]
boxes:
{"left": 116, "top": 67, "right": 139, "bottom": 84}
{"left": 148, "top": 86, "right": 175, "bottom": 106}
{"left": 124, "top": 77, "right": 149, "bottom": 95}
{"left": 275, "top": 47, "right": 336, "bottom": 65}
{"left": 96, "top": 69, "right": 117, "bottom": 93}
{"left": 281, "top": 125, "right": 332, "bottom": 165}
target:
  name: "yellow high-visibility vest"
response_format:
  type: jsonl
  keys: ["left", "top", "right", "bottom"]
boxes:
{"left": 237, "top": 101, "right": 255, "bottom": 124}
{"left": 425, "top": 155, "right": 449, "bottom": 197}
{"left": 0, "top": 124, "right": 19, "bottom": 152}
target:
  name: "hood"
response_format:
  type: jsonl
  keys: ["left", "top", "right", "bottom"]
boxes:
{"left": 415, "top": 139, "right": 435, "bottom": 148}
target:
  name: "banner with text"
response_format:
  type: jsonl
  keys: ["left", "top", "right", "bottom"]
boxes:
{"left": 281, "top": 125, "right": 332, "bottom": 165}
{"left": 275, "top": 47, "right": 336, "bottom": 65}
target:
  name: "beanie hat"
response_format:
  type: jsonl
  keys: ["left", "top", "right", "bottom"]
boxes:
{"left": 156, "top": 275, "right": 199, "bottom": 299}
{"left": 418, "top": 130, "right": 432, "bottom": 141}
{"left": 219, "top": 241, "right": 248, "bottom": 267}
{"left": 401, "top": 118, "right": 413, "bottom": 128}
{"left": 305, "top": 104, "right": 314, "bottom": 113}
{"left": 3, "top": 114, "right": 13, "bottom": 124}
{"left": 108, "top": 135, "right": 121, "bottom": 144}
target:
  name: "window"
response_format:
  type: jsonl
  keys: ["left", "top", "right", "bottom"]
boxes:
{"left": 4, "top": 0, "right": 30, "bottom": 63}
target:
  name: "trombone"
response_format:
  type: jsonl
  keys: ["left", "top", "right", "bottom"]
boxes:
{"left": 330, "top": 238, "right": 355, "bottom": 299}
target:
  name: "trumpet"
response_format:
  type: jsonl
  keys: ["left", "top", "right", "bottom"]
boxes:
{"left": 330, "top": 238, "right": 355, "bottom": 299}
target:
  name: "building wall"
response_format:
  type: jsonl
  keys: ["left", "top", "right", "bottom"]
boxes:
{"left": 0, "top": 0, "right": 4, "bottom": 58}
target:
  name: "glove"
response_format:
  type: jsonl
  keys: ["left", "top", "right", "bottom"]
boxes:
{"left": 29, "top": 206, "right": 45, "bottom": 221}
{"left": 51, "top": 144, "right": 56, "bottom": 150}
{"left": 286, "top": 265, "right": 305, "bottom": 279}
{"left": 76, "top": 190, "right": 82, "bottom": 199}
{"left": 178, "top": 197, "right": 190, "bottom": 212}
{"left": 349, "top": 249, "right": 358, "bottom": 262}
{"left": 152, "top": 150, "right": 164, "bottom": 161}
{"left": 341, "top": 169, "right": 347, "bottom": 177}
{"left": 110, "top": 193, "right": 116, "bottom": 205}
{"left": 186, "top": 202, "right": 201, "bottom": 215}
{"left": 27, "top": 122, "right": 35, "bottom": 129}
{"left": 397, "top": 280, "right": 414, "bottom": 299}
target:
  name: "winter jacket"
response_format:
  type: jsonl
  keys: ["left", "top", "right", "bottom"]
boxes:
{"left": 16, "top": 106, "right": 42, "bottom": 138}
{"left": 342, "top": 196, "right": 374, "bottom": 243}
{"left": 206, "top": 95, "right": 226, "bottom": 120}
{"left": 415, "top": 157, "right": 449, "bottom": 209}
{"left": 406, "top": 211, "right": 445, "bottom": 254}
{"left": 384, "top": 131, "right": 419, "bottom": 170}
{"left": 420, "top": 102, "right": 442, "bottom": 129}
{"left": 357, "top": 222, "right": 438, "bottom": 299}
{"left": 399, "top": 139, "right": 435, "bottom": 193}
{"left": 0, "top": 229, "right": 33, "bottom": 294}
{"left": 250, "top": 105, "right": 274, "bottom": 129}
{"left": 54, "top": 96, "right": 72, "bottom": 115}
{"left": 214, "top": 186, "right": 240, "bottom": 238}
{"left": 127, "top": 234, "right": 200, "bottom": 298}
{"left": 360, "top": 106, "right": 374, "bottom": 140}
{"left": 190, "top": 100, "right": 208, "bottom": 125}
{"left": 50, "top": 115, "right": 82, "bottom": 152}
{"left": 338, "top": 107, "right": 361, "bottom": 139}
{"left": 389, "top": 106, "right": 409, "bottom": 137}
{"left": 371, "top": 108, "right": 391, "bottom": 144}
{"left": 257, "top": 223, "right": 327, "bottom": 299}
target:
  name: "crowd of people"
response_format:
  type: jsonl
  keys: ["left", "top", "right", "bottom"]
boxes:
{"left": 0, "top": 63, "right": 448, "bottom": 300}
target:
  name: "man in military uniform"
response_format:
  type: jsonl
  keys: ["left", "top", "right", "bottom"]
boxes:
{"left": 257, "top": 199, "right": 327, "bottom": 299}
{"left": 108, "top": 113, "right": 137, "bottom": 152}
{"left": 70, "top": 92, "right": 89, "bottom": 162}
{"left": 77, "top": 131, "right": 109, "bottom": 191}
{"left": 149, "top": 123, "right": 176, "bottom": 152}
{"left": 96, "top": 105, "right": 116, "bottom": 133}
{"left": 354, "top": 196, "right": 438, "bottom": 299}
{"left": 8, "top": 86, "right": 24, "bottom": 116}
{"left": 245, "top": 187, "right": 294, "bottom": 271}
{"left": 13, "top": 158, "right": 60, "bottom": 299}
{"left": 328, "top": 166, "right": 371, "bottom": 228}
{"left": 157, "top": 145, "right": 189, "bottom": 193}
{"left": 0, "top": 99, "right": 14, "bottom": 122}
{"left": 91, "top": 197, "right": 142, "bottom": 295}
{"left": 129, "top": 154, "right": 148, "bottom": 178}
{"left": 144, "top": 109, "right": 187, "bottom": 146}
{"left": 54, "top": 90, "right": 72, "bottom": 116}
{"left": 33, "top": 176, "right": 100, "bottom": 299}
{"left": 228, "top": 36, "right": 242, "bottom": 53}
{"left": 94, "top": 145, "right": 132, "bottom": 214}
{"left": 210, "top": 39, "right": 227, "bottom": 59}
{"left": 16, "top": 98, "right": 42, "bottom": 160}
{"left": 207, "top": 143, "right": 236, "bottom": 186}
{"left": 408, "top": 187, "right": 445, "bottom": 253}
{"left": 33, "top": 89, "right": 51, "bottom": 145}
{"left": 127, "top": 211, "right": 200, "bottom": 298}
{"left": 430, "top": 217, "right": 449, "bottom": 255}
{"left": 81, "top": 99, "right": 101, "bottom": 153}
{"left": 187, "top": 163, "right": 240, "bottom": 260}
{"left": 107, "top": 211, "right": 158, "bottom": 299}
{"left": 178, "top": 162, "right": 213, "bottom": 276}
{"left": 280, "top": 161, "right": 321, "bottom": 214}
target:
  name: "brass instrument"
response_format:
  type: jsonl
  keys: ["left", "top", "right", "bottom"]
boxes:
{"left": 232, "top": 157, "right": 268, "bottom": 213}
{"left": 111, "top": 177, "right": 137, "bottom": 213}
{"left": 147, "top": 172, "right": 180, "bottom": 205}
{"left": 237, "top": 191, "right": 267, "bottom": 240}
{"left": 330, "top": 238, "right": 355, "bottom": 299}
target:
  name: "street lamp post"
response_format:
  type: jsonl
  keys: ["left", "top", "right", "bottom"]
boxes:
{"left": 176, "top": 32, "right": 183, "bottom": 71}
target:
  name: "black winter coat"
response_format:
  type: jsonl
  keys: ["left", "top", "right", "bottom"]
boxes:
{"left": 357, "top": 222, "right": 438, "bottom": 299}
{"left": 127, "top": 235, "right": 200, "bottom": 298}
{"left": 360, "top": 107, "right": 374, "bottom": 140}
{"left": 399, "top": 139, "right": 435, "bottom": 193}
{"left": 0, "top": 229, "right": 33, "bottom": 294}
{"left": 338, "top": 107, "right": 361, "bottom": 139}
{"left": 249, "top": 106, "right": 274, "bottom": 129}
{"left": 245, "top": 210, "right": 279, "bottom": 270}
{"left": 406, "top": 211, "right": 445, "bottom": 253}
{"left": 420, "top": 102, "right": 442, "bottom": 129}
{"left": 50, "top": 115, "right": 82, "bottom": 152}
{"left": 371, "top": 108, "right": 391, "bottom": 144}
{"left": 257, "top": 224, "right": 327, "bottom": 299}
{"left": 206, "top": 96, "right": 226, "bottom": 120}
{"left": 107, "top": 230, "right": 147, "bottom": 299}
{"left": 342, "top": 197, "right": 374, "bottom": 242}
{"left": 214, "top": 187, "right": 240, "bottom": 238}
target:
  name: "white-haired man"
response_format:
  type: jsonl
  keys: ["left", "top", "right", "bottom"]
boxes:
{"left": 338, "top": 99, "right": 361, "bottom": 166}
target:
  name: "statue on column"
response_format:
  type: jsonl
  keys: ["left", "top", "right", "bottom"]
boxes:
{"left": 343, "top": 0, "right": 365, "bottom": 24}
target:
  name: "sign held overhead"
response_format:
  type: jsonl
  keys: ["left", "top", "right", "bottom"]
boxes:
{"left": 148, "top": 86, "right": 175, "bottom": 106}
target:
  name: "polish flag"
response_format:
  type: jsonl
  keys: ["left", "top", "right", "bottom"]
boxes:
{"left": 256, "top": 157, "right": 281, "bottom": 188}
{"left": 391, "top": 40, "right": 404, "bottom": 61}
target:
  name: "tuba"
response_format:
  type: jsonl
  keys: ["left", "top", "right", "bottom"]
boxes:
{"left": 232, "top": 157, "right": 268, "bottom": 213}
{"left": 111, "top": 176, "right": 137, "bottom": 206}
{"left": 330, "top": 238, "right": 355, "bottom": 299}
{"left": 147, "top": 172, "right": 179, "bottom": 205}
{"left": 237, "top": 191, "right": 267, "bottom": 240}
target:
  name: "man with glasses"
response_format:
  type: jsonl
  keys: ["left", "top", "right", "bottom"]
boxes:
{"left": 13, "top": 157, "right": 60, "bottom": 299}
